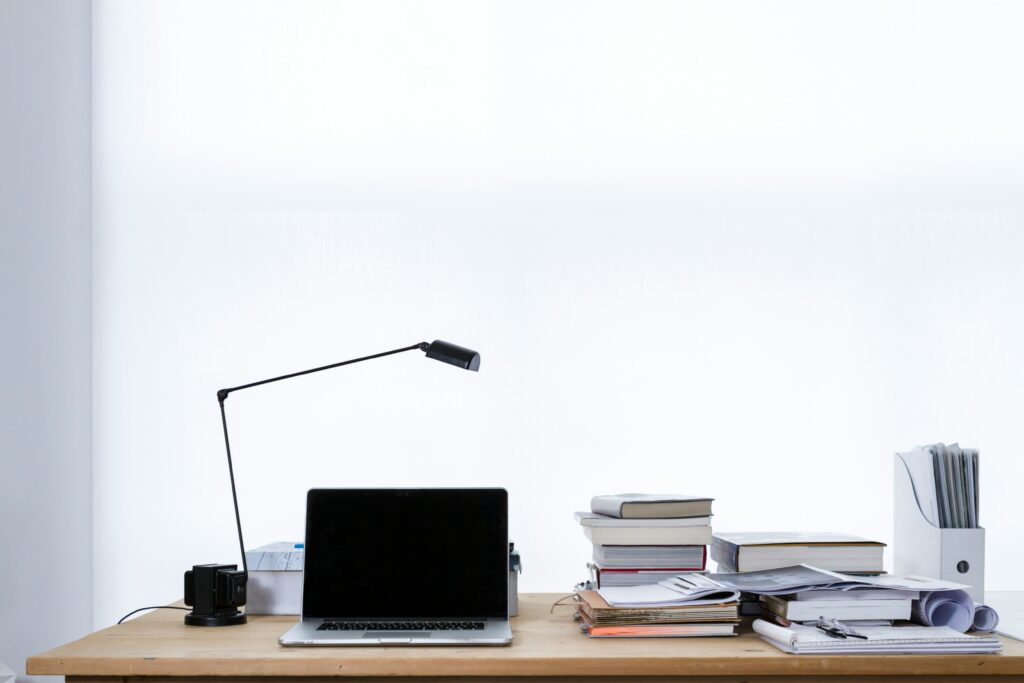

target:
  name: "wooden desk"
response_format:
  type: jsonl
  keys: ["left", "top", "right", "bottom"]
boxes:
{"left": 28, "top": 594, "right": 1024, "bottom": 682}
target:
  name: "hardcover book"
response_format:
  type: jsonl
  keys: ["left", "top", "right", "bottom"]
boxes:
{"left": 711, "top": 532, "right": 885, "bottom": 573}
{"left": 591, "top": 493, "right": 714, "bottom": 519}
{"left": 585, "top": 524, "right": 712, "bottom": 546}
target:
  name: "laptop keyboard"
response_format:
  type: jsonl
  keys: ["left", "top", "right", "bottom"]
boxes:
{"left": 317, "top": 621, "right": 486, "bottom": 631}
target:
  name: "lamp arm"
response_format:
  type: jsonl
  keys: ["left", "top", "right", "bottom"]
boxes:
{"left": 215, "top": 341, "right": 429, "bottom": 579}
{"left": 216, "top": 342, "right": 428, "bottom": 402}
{"left": 218, "top": 398, "right": 248, "bottom": 575}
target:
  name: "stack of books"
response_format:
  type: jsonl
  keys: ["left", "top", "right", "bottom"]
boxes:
{"left": 759, "top": 588, "right": 919, "bottom": 625}
{"left": 710, "top": 532, "right": 887, "bottom": 619}
{"left": 577, "top": 494, "right": 714, "bottom": 588}
{"left": 575, "top": 590, "right": 739, "bottom": 638}
{"left": 711, "top": 532, "right": 886, "bottom": 574}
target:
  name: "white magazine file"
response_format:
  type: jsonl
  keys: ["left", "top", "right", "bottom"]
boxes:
{"left": 894, "top": 453, "right": 985, "bottom": 602}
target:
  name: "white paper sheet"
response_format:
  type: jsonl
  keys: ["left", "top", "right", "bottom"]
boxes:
{"left": 707, "top": 565, "right": 970, "bottom": 595}
{"left": 598, "top": 576, "right": 740, "bottom": 607}
{"left": 897, "top": 448, "right": 941, "bottom": 526}
{"left": 986, "top": 591, "right": 1024, "bottom": 641}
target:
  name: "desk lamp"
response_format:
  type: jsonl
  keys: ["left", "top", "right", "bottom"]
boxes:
{"left": 184, "top": 340, "right": 480, "bottom": 626}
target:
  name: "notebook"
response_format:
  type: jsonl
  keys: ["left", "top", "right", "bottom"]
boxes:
{"left": 753, "top": 620, "right": 1001, "bottom": 654}
{"left": 279, "top": 488, "right": 512, "bottom": 646}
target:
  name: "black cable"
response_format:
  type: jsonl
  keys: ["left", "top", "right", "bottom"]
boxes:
{"left": 117, "top": 605, "right": 190, "bottom": 624}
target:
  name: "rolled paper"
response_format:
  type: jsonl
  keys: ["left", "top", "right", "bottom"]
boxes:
{"left": 972, "top": 604, "right": 1000, "bottom": 632}
{"left": 913, "top": 589, "right": 974, "bottom": 633}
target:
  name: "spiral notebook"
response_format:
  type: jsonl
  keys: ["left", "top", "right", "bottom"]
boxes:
{"left": 753, "top": 620, "right": 1001, "bottom": 655}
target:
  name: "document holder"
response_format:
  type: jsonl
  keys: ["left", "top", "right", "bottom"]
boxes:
{"left": 894, "top": 453, "right": 985, "bottom": 602}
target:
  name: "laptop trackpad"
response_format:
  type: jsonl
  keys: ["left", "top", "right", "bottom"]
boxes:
{"left": 364, "top": 631, "right": 428, "bottom": 639}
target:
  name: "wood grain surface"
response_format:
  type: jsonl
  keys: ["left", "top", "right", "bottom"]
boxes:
{"left": 27, "top": 594, "right": 1024, "bottom": 678}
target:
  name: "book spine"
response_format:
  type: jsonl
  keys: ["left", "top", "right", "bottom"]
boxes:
{"left": 585, "top": 525, "right": 712, "bottom": 545}
{"left": 760, "top": 595, "right": 790, "bottom": 619}
{"left": 710, "top": 536, "right": 738, "bottom": 570}
{"left": 590, "top": 496, "right": 624, "bottom": 518}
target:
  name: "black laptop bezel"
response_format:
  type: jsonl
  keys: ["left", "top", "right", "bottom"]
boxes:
{"left": 300, "top": 488, "right": 509, "bottom": 621}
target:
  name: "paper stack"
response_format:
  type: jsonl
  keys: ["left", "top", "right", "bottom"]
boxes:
{"left": 576, "top": 590, "right": 738, "bottom": 637}
{"left": 577, "top": 573, "right": 741, "bottom": 638}
{"left": 703, "top": 564, "right": 1002, "bottom": 652}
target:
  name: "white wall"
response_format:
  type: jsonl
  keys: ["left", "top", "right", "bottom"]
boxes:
{"left": 92, "top": 0, "right": 1024, "bottom": 627}
{"left": 0, "top": 1, "right": 92, "bottom": 679}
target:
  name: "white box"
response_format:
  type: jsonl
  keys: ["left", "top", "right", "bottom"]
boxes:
{"left": 245, "top": 542, "right": 303, "bottom": 615}
{"left": 247, "top": 570, "right": 303, "bottom": 615}
{"left": 1, "top": 660, "right": 15, "bottom": 683}
{"left": 894, "top": 453, "right": 985, "bottom": 602}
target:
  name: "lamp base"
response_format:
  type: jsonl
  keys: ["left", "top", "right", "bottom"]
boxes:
{"left": 184, "top": 611, "right": 247, "bottom": 627}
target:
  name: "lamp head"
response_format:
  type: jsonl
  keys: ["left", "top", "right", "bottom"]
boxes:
{"left": 423, "top": 339, "right": 480, "bottom": 371}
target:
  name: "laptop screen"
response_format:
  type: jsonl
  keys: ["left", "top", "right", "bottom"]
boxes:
{"left": 302, "top": 488, "right": 508, "bottom": 619}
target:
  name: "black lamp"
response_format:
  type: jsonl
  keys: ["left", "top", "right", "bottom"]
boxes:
{"left": 183, "top": 340, "right": 480, "bottom": 626}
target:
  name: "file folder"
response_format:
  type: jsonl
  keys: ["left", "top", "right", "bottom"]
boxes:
{"left": 894, "top": 453, "right": 985, "bottom": 602}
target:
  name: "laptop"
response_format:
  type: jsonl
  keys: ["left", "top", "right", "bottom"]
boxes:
{"left": 279, "top": 488, "right": 512, "bottom": 646}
